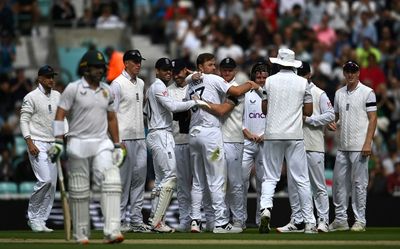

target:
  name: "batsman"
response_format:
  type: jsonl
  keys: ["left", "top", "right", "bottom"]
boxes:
{"left": 49, "top": 50, "right": 126, "bottom": 244}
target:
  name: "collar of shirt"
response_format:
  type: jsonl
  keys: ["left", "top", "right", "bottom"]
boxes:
{"left": 81, "top": 77, "right": 105, "bottom": 92}
{"left": 122, "top": 70, "right": 137, "bottom": 84}
{"left": 346, "top": 81, "right": 361, "bottom": 94}
{"left": 37, "top": 83, "right": 50, "bottom": 97}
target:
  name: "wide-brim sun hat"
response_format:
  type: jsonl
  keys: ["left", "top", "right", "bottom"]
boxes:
{"left": 269, "top": 48, "right": 302, "bottom": 68}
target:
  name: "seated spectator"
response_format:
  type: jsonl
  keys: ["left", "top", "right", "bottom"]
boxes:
{"left": 77, "top": 8, "right": 95, "bottom": 28}
{"left": 0, "top": 75, "right": 14, "bottom": 119}
{"left": 313, "top": 13, "right": 337, "bottom": 49}
{"left": 352, "top": 11, "right": 378, "bottom": 47}
{"left": 356, "top": 37, "right": 381, "bottom": 67}
{"left": 10, "top": 68, "right": 34, "bottom": 102}
{"left": 0, "top": 148, "right": 14, "bottom": 182}
{"left": 12, "top": 0, "right": 40, "bottom": 36}
{"left": 51, "top": 0, "right": 76, "bottom": 27}
{"left": 0, "top": 1, "right": 15, "bottom": 36}
{"left": 359, "top": 53, "right": 386, "bottom": 91}
{"left": 387, "top": 160, "right": 400, "bottom": 196}
{"left": 0, "top": 31, "right": 16, "bottom": 75}
{"left": 96, "top": 4, "right": 125, "bottom": 29}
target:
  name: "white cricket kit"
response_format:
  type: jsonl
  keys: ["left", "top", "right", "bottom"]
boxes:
{"left": 260, "top": 69, "right": 316, "bottom": 225}
{"left": 241, "top": 89, "right": 266, "bottom": 225}
{"left": 58, "top": 77, "right": 122, "bottom": 241}
{"left": 221, "top": 79, "right": 245, "bottom": 226}
{"left": 144, "top": 78, "right": 196, "bottom": 227}
{"left": 332, "top": 82, "right": 377, "bottom": 225}
{"left": 110, "top": 70, "right": 147, "bottom": 226}
{"left": 186, "top": 73, "right": 232, "bottom": 227}
{"left": 287, "top": 83, "right": 334, "bottom": 224}
{"left": 20, "top": 84, "right": 60, "bottom": 226}
{"left": 167, "top": 82, "right": 192, "bottom": 229}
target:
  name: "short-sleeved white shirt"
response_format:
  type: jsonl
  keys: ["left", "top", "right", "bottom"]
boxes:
{"left": 58, "top": 77, "right": 115, "bottom": 139}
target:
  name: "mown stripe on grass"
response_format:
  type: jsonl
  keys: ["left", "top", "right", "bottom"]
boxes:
{"left": 0, "top": 239, "right": 399, "bottom": 246}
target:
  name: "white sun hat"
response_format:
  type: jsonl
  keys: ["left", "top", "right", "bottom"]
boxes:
{"left": 269, "top": 48, "right": 302, "bottom": 68}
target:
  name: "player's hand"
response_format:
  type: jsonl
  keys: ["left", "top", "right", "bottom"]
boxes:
{"left": 26, "top": 139, "right": 40, "bottom": 157}
{"left": 113, "top": 143, "right": 127, "bottom": 168}
{"left": 247, "top": 81, "right": 260, "bottom": 90}
{"left": 327, "top": 122, "right": 337, "bottom": 131}
{"left": 48, "top": 138, "right": 64, "bottom": 163}
{"left": 194, "top": 99, "right": 211, "bottom": 109}
{"left": 192, "top": 72, "right": 202, "bottom": 81}
{"left": 361, "top": 143, "right": 372, "bottom": 157}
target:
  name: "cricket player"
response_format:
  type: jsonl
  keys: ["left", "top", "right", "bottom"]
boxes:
{"left": 50, "top": 50, "right": 125, "bottom": 244}
{"left": 186, "top": 53, "right": 260, "bottom": 233}
{"left": 277, "top": 61, "right": 334, "bottom": 233}
{"left": 144, "top": 57, "right": 209, "bottom": 233}
{"left": 328, "top": 60, "right": 377, "bottom": 232}
{"left": 241, "top": 62, "right": 269, "bottom": 227}
{"left": 259, "top": 48, "right": 316, "bottom": 234}
{"left": 167, "top": 58, "right": 192, "bottom": 232}
{"left": 20, "top": 65, "right": 60, "bottom": 233}
{"left": 110, "top": 49, "right": 150, "bottom": 233}
{"left": 219, "top": 57, "right": 245, "bottom": 229}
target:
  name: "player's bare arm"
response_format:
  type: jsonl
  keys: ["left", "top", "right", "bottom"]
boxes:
{"left": 361, "top": 111, "right": 377, "bottom": 156}
{"left": 203, "top": 101, "right": 235, "bottom": 117}
{"left": 107, "top": 111, "right": 121, "bottom": 144}
{"left": 303, "top": 102, "right": 313, "bottom": 117}
{"left": 227, "top": 80, "right": 259, "bottom": 97}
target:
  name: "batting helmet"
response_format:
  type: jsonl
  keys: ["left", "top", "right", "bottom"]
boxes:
{"left": 79, "top": 50, "right": 107, "bottom": 69}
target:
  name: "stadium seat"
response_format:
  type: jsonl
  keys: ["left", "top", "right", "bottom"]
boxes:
{"left": 19, "top": 181, "right": 36, "bottom": 194}
{"left": 0, "top": 182, "right": 18, "bottom": 194}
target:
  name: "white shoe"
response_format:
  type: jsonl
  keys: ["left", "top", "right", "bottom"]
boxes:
{"left": 28, "top": 221, "right": 44, "bottom": 232}
{"left": 153, "top": 222, "right": 175, "bottom": 233}
{"left": 103, "top": 233, "right": 124, "bottom": 244}
{"left": 190, "top": 220, "right": 201, "bottom": 233}
{"left": 258, "top": 208, "right": 271, "bottom": 234}
{"left": 131, "top": 223, "right": 152, "bottom": 233}
{"left": 41, "top": 224, "right": 54, "bottom": 233}
{"left": 317, "top": 220, "right": 329, "bottom": 233}
{"left": 304, "top": 223, "right": 318, "bottom": 234}
{"left": 120, "top": 223, "right": 131, "bottom": 233}
{"left": 75, "top": 236, "right": 89, "bottom": 244}
{"left": 350, "top": 221, "right": 366, "bottom": 232}
{"left": 277, "top": 222, "right": 305, "bottom": 233}
{"left": 329, "top": 219, "right": 349, "bottom": 232}
{"left": 213, "top": 223, "right": 243, "bottom": 233}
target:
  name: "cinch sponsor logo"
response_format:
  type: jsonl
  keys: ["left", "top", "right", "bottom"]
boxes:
{"left": 249, "top": 112, "right": 266, "bottom": 118}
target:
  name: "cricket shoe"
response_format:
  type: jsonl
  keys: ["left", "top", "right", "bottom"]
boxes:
{"left": 213, "top": 223, "right": 243, "bottom": 233}
{"left": 153, "top": 222, "right": 175, "bottom": 233}
{"left": 258, "top": 208, "right": 271, "bottom": 234}
{"left": 190, "top": 219, "right": 202, "bottom": 233}
{"left": 304, "top": 223, "right": 318, "bottom": 234}
{"left": 276, "top": 222, "right": 305, "bottom": 233}
{"left": 350, "top": 221, "right": 366, "bottom": 232}
{"left": 317, "top": 219, "right": 329, "bottom": 233}
{"left": 41, "top": 224, "right": 54, "bottom": 233}
{"left": 329, "top": 219, "right": 349, "bottom": 232}
{"left": 76, "top": 236, "right": 89, "bottom": 245}
{"left": 120, "top": 222, "right": 132, "bottom": 233}
{"left": 27, "top": 220, "right": 43, "bottom": 232}
{"left": 103, "top": 233, "right": 124, "bottom": 244}
{"left": 131, "top": 223, "right": 152, "bottom": 233}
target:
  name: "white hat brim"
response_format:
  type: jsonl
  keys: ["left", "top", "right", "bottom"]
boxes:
{"left": 269, "top": 57, "right": 302, "bottom": 68}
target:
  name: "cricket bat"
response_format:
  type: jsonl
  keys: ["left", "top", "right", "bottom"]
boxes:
{"left": 56, "top": 158, "right": 71, "bottom": 241}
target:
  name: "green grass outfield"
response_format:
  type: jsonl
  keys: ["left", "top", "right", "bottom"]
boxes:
{"left": 0, "top": 228, "right": 399, "bottom": 249}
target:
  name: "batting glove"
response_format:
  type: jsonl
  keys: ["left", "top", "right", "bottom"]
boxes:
{"left": 48, "top": 138, "right": 64, "bottom": 163}
{"left": 113, "top": 143, "right": 127, "bottom": 168}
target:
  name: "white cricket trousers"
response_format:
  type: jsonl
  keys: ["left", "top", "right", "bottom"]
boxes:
{"left": 332, "top": 151, "right": 369, "bottom": 225}
{"left": 27, "top": 140, "right": 57, "bottom": 224}
{"left": 225, "top": 142, "right": 244, "bottom": 226}
{"left": 119, "top": 139, "right": 147, "bottom": 225}
{"left": 287, "top": 151, "right": 329, "bottom": 224}
{"left": 241, "top": 139, "right": 264, "bottom": 225}
{"left": 261, "top": 140, "right": 316, "bottom": 225}
{"left": 174, "top": 143, "right": 192, "bottom": 228}
{"left": 189, "top": 126, "right": 229, "bottom": 227}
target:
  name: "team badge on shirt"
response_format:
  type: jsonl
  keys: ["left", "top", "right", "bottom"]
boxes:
{"left": 162, "top": 90, "right": 168, "bottom": 96}
{"left": 103, "top": 89, "right": 109, "bottom": 98}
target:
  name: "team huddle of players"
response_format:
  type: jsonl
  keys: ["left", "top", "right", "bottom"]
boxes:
{"left": 22, "top": 47, "right": 376, "bottom": 244}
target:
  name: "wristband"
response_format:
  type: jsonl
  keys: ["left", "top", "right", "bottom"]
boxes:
{"left": 53, "top": 120, "right": 65, "bottom": 137}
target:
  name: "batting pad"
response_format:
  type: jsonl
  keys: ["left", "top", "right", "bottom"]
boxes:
{"left": 151, "top": 177, "right": 176, "bottom": 227}
{"left": 149, "top": 187, "right": 161, "bottom": 221}
{"left": 101, "top": 167, "right": 122, "bottom": 236}
{"left": 69, "top": 172, "right": 90, "bottom": 241}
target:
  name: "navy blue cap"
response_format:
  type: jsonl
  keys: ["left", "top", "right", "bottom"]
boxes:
{"left": 343, "top": 60, "right": 360, "bottom": 73}
{"left": 219, "top": 57, "right": 237, "bottom": 69}
{"left": 123, "top": 49, "right": 145, "bottom": 62}
{"left": 38, "top": 65, "right": 57, "bottom": 77}
{"left": 171, "top": 59, "right": 186, "bottom": 74}
{"left": 155, "top": 58, "right": 172, "bottom": 70}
